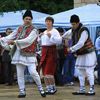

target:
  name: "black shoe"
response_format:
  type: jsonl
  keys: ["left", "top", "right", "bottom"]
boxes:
{"left": 45, "top": 90, "right": 50, "bottom": 94}
{"left": 45, "top": 90, "right": 53, "bottom": 95}
{"left": 18, "top": 90, "right": 26, "bottom": 98}
{"left": 72, "top": 91, "right": 86, "bottom": 95}
{"left": 40, "top": 90, "right": 46, "bottom": 97}
{"left": 85, "top": 85, "right": 95, "bottom": 96}
{"left": 51, "top": 89, "right": 57, "bottom": 94}
{"left": 45, "top": 89, "right": 57, "bottom": 95}
{"left": 18, "top": 93, "right": 26, "bottom": 98}
{"left": 85, "top": 92, "right": 95, "bottom": 96}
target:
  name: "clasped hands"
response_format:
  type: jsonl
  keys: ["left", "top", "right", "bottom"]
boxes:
{"left": 66, "top": 47, "right": 72, "bottom": 53}
{"left": 7, "top": 40, "right": 15, "bottom": 45}
{"left": 39, "top": 32, "right": 51, "bottom": 38}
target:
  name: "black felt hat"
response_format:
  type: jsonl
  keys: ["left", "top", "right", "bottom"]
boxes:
{"left": 23, "top": 10, "right": 33, "bottom": 19}
{"left": 70, "top": 14, "right": 80, "bottom": 23}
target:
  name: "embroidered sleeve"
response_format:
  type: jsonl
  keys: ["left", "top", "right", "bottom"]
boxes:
{"left": 0, "top": 29, "right": 17, "bottom": 50}
{"left": 0, "top": 29, "right": 17, "bottom": 43}
{"left": 62, "top": 29, "right": 72, "bottom": 39}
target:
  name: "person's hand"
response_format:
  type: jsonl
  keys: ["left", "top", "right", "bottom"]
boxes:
{"left": 39, "top": 32, "right": 44, "bottom": 37}
{"left": 8, "top": 40, "right": 15, "bottom": 45}
{"left": 67, "top": 47, "right": 71, "bottom": 53}
{"left": 47, "top": 33, "right": 51, "bottom": 38}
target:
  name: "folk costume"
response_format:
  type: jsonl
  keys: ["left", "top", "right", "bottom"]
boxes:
{"left": 40, "top": 28, "right": 62, "bottom": 94}
{"left": 0, "top": 10, "right": 46, "bottom": 98}
{"left": 62, "top": 23, "right": 97, "bottom": 95}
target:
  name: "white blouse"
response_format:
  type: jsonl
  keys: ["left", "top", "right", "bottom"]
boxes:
{"left": 41, "top": 28, "right": 62, "bottom": 46}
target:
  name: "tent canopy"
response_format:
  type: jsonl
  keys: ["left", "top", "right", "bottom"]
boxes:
{"left": 0, "top": 10, "right": 49, "bottom": 32}
{"left": 35, "top": 4, "right": 100, "bottom": 26}
{"left": 53, "top": 4, "right": 100, "bottom": 26}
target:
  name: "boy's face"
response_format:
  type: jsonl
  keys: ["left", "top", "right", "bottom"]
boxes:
{"left": 45, "top": 20, "right": 53, "bottom": 28}
{"left": 71, "top": 22, "right": 79, "bottom": 30}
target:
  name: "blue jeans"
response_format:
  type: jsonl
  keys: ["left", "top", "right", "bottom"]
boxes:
{"left": 62, "top": 53, "right": 76, "bottom": 84}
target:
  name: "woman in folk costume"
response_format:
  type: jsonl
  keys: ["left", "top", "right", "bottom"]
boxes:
{"left": 62, "top": 15, "right": 97, "bottom": 95}
{"left": 40, "top": 17, "right": 62, "bottom": 95}
{"left": 0, "top": 10, "right": 46, "bottom": 98}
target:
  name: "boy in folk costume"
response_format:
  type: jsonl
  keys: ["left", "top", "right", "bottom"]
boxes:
{"left": 0, "top": 10, "right": 46, "bottom": 98}
{"left": 62, "top": 15, "right": 97, "bottom": 95}
{"left": 40, "top": 17, "right": 62, "bottom": 95}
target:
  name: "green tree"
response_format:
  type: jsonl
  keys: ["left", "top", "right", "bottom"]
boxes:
{"left": 0, "top": 0, "right": 73, "bottom": 14}
{"left": 0, "top": 0, "right": 29, "bottom": 12}
{"left": 30, "top": 0, "right": 73, "bottom": 14}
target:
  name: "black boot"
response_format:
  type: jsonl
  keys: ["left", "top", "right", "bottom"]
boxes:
{"left": 85, "top": 85, "right": 95, "bottom": 96}
{"left": 40, "top": 90, "right": 46, "bottom": 97}
{"left": 18, "top": 89, "right": 26, "bottom": 98}
{"left": 45, "top": 87, "right": 57, "bottom": 95}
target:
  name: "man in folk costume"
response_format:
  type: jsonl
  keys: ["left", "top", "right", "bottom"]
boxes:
{"left": 0, "top": 10, "right": 46, "bottom": 98}
{"left": 40, "top": 17, "right": 62, "bottom": 95}
{"left": 62, "top": 15, "right": 97, "bottom": 95}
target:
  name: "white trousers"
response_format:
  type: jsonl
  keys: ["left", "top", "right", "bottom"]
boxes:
{"left": 16, "top": 63, "right": 42, "bottom": 90}
{"left": 78, "top": 67, "right": 95, "bottom": 86}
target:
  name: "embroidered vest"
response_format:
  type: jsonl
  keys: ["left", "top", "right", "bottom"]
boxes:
{"left": 72, "top": 25, "right": 94, "bottom": 55}
{"left": 16, "top": 25, "right": 37, "bottom": 56}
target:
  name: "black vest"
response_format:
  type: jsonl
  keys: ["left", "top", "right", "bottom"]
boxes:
{"left": 72, "top": 23, "right": 94, "bottom": 55}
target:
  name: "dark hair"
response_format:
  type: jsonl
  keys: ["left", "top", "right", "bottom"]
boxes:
{"left": 6, "top": 28, "right": 12, "bottom": 32}
{"left": 45, "top": 16, "right": 54, "bottom": 24}
{"left": 57, "top": 27, "right": 64, "bottom": 33}
{"left": 70, "top": 14, "right": 80, "bottom": 23}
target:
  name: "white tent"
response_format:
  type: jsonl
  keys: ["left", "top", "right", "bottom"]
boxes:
{"left": 34, "top": 4, "right": 100, "bottom": 42}
{"left": 0, "top": 10, "right": 49, "bottom": 32}
{"left": 52, "top": 4, "right": 100, "bottom": 26}
{"left": 35, "top": 4, "right": 100, "bottom": 26}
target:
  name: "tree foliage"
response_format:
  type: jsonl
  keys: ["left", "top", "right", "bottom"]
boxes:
{"left": 0, "top": 0, "right": 73, "bottom": 14}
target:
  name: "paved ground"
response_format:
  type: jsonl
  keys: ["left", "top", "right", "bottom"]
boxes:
{"left": 0, "top": 83, "right": 100, "bottom": 100}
